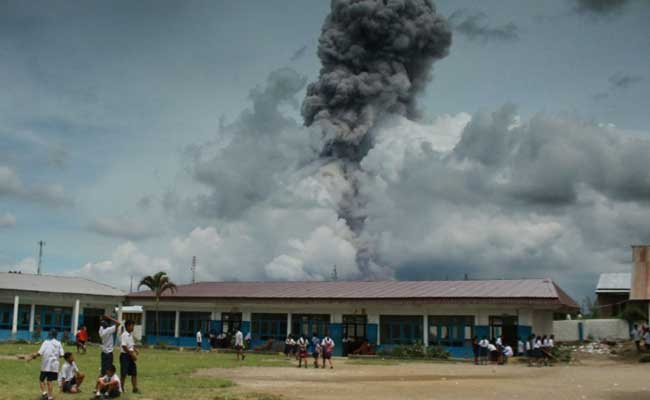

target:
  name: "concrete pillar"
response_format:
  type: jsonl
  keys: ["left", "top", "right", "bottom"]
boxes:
{"left": 29, "top": 303, "right": 36, "bottom": 332}
{"left": 117, "top": 303, "right": 123, "bottom": 336}
{"left": 423, "top": 314, "right": 429, "bottom": 346}
{"left": 141, "top": 309, "right": 147, "bottom": 335}
{"left": 174, "top": 310, "right": 180, "bottom": 338}
{"left": 11, "top": 296, "right": 19, "bottom": 335}
{"left": 287, "top": 313, "right": 292, "bottom": 335}
{"left": 72, "top": 299, "right": 80, "bottom": 334}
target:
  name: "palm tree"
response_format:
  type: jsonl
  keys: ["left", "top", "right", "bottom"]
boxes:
{"left": 138, "top": 272, "right": 177, "bottom": 343}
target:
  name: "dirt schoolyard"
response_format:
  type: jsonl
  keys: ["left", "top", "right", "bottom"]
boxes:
{"left": 196, "top": 358, "right": 650, "bottom": 400}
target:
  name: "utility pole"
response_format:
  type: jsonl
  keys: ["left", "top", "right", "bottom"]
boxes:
{"left": 191, "top": 256, "right": 197, "bottom": 284}
{"left": 37, "top": 241, "right": 45, "bottom": 275}
{"left": 130, "top": 275, "right": 134, "bottom": 293}
{"left": 331, "top": 265, "right": 338, "bottom": 281}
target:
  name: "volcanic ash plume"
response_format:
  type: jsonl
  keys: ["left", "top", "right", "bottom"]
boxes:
{"left": 303, "top": 0, "right": 452, "bottom": 276}
{"left": 303, "top": 0, "right": 452, "bottom": 161}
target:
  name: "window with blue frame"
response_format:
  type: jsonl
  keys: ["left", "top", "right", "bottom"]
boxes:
{"left": 380, "top": 315, "right": 423, "bottom": 345}
{"left": 428, "top": 316, "right": 474, "bottom": 347}
{"left": 35, "top": 306, "right": 72, "bottom": 332}
{"left": 18, "top": 305, "right": 30, "bottom": 330}
{"left": 0, "top": 304, "right": 12, "bottom": 329}
{"left": 179, "top": 312, "right": 211, "bottom": 337}
{"left": 291, "top": 314, "right": 330, "bottom": 338}
{"left": 251, "top": 313, "right": 287, "bottom": 341}
{"left": 145, "top": 311, "right": 175, "bottom": 337}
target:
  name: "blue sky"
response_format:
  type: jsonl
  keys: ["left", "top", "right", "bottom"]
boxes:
{"left": 1, "top": 0, "right": 649, "bottom": 301}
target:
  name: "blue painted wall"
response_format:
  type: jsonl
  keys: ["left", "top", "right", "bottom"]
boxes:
{"left": 367, "top": 323, "right": 378, "bottom": 345}
{"left": 328, "top": 323, "right": 343, "bottom": 356}
{"left": 475, "top": 325, "right": 490, "bottom": 339}
{"left": 517, "top": 325, "right": 532, "bottom": 340}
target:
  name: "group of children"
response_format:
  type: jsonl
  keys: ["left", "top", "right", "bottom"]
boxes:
{"left": 29, "top": 315, "right": 139, "bottom": 400}
{"left": 630, "top": 323, "right": 650, "bottom": 352}
{"left": 472, "top": 334, "right": 555, "bottom": 366}
{"left": 284, "top": 333, "right": 335, "bottom": 369}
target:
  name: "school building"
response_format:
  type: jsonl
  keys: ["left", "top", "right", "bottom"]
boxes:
{"left": 127, "top": 278, "right": 579, "bottom": 357}
{"left": 0, "top": 272, "right": 125, "bottom": 342}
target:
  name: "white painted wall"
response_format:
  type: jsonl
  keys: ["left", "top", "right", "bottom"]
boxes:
{"left": 553, "top": 319, "right": 630, "bottom": 341}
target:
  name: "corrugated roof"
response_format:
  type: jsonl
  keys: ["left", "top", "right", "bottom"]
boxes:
{"left": 128, "top": 279, "right": 579, "bottom": 309}
{"left": 596, "top": 273, "right": 631, "bottom": 293}
{"left": 0, "top": 272, "right": 125, "bottom": 297}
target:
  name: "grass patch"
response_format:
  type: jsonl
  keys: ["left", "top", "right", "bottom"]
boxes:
{"left": 0, "top": 343, "right": 289, "bottom": 400}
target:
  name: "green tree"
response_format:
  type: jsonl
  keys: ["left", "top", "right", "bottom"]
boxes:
{"left": 138, "top": 272, "right": 177, "bottom": 342}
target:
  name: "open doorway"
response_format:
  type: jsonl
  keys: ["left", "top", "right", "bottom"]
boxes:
{"left": 83, "top": 308, "right": 105, "bottom": 343}
{"left": 489, "top": 315, "right": 518, "bottom": 348}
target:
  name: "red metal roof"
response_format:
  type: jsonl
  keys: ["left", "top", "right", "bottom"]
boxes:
{"left": 128, "top": 279, "right": 579, "bottom": 309}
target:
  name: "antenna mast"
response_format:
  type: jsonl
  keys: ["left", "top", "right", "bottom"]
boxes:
{"left": 37, "top": 240, "right": 45, "bottom": 275}
{"left": 191, "top": 256, "right": 197, "bottom": 284}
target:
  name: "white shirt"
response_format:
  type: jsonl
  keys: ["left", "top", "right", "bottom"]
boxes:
{"left": 644, "top": 331, "right": 650, "bottom": 344}
{"left": 321, "top": 337, "right": 335, "bottom": 350}
{"left": 120, "top": 331, "right": 135, "bottom": 354}
{"left": 517, "top": 341, "right": 525, "bottom": 354}
{"left": 100, "top": 325, "right": 117, "bottom": 353}
{"left": 245, "top": 332, "right": 251, "bottom": 341}
{"left": 478, "top": 339, "right": 489, "bottom": 348}
{"left": 59, "top": 361, "right": 78, "bottom": 384}
{"left": 504, "top": 346, "right": 514, "bottom": 357}
{"left": 38, "top": 338, "right": 64, "bottom": 373}
{"left": 533, "top": 339, "right": 542, "bottom": 349}
{"left": 496, "top": 337, "right": 502, "bottom": 346}
{"left": 297, "top": 337, "right": 307, "bottom": 349}
{"left": 234, "top": 330, "right": 244, "bottom": 346}
{"left": 525, "top": 341, "right": 531, "bottom": 351}
{"left": 548, "top": 338, "right": 554, "bottom": 348}
{"left": 487, "top": 344, "right": 497, "bottom": 352}
{"left": 196, "top": 331, "right": 202, "bottom": 342}
{"left": 632, "top": 329, "right": 642, "bottom": 341}
{"left": 542, "top": 338, "right": 549, "bottom": 347}
{"left": 100, "top": 374, "right": 123, "bottom": 393}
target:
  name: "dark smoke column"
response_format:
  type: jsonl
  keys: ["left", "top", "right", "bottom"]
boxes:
{"left": 303, "top": 0, "right": 452, "bottom": 161}
{"left": 302, "top": 0, "right": 451, "bottom": 277}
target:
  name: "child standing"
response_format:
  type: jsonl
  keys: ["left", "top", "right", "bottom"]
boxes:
{"left": 99, "top": 316, "right": 121, "bottom": 376}
{"left": 321, "top": 335, "right": 335, "bottom": 369}
{"left": 59, "top": 352, "right": 85, "bottom": 393}
{"left": 297, "top": 335, "right": 308, "bottom": 368}
{"left": 94, "top": 365, "right": 122, "bottom": 399}
{"left": 119, "top": 320, "right": 139, "bottom": 394}
{"left": 75, "top": 325, "right": 88, "bottom": 354}
{"left": 313, "top": 341, "right": 322, "bottom": 368}
{"left": 29, "top": 329, "right": 64, "bottom": 400}
{"left": 234, "top": 328, "right": 245, "bottom": 361}
{"left": 196, "top": 329, "right": 202, "bottom": 352}
{"left": 478, "top": 337, "right": 489, "bottom": 365}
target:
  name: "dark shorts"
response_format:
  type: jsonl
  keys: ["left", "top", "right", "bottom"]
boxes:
{"left": 62, "top": 377, "right": 77, "bottom": 392}
{"left": 197, "top": 342, "right": 202, "bottom": 347}
{"left": 39, "top": 371, "right": 58, "bottom": 382}
{"left": 77, "top": 340, "right": 86, "bottom": 345}
{"left": 102, "top": 389, "right": 121, "bottom": 398}
{"left": 313, "top": 352, "right": 320, "bottom": 359}
{"left": 120, "top": 353, "right": 137, "bottom": 377}
{"left": 101, "top": 352, "right": 114, "bottom": 376}
{"left": 235, "top": 345, "right": 243, "bottom": 351}
{"left": 479, "top": 347, "right": 488, "bottom": 357}
{"left": 322, "top": 351, "right": 332, "bottom": 359}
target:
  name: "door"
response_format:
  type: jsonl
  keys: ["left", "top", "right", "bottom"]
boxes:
{"left": 489, "top": 316, "right": 518, "bottom": 348}
{"left": 83, "top": 308, "right": 105, "bottom": 343}
{"left": 342, "top": 315, "right": 367, "bottom": 356}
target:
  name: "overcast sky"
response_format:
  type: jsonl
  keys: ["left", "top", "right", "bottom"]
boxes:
{"left": 1, "top": 0, "right": 649, "bottom": 302}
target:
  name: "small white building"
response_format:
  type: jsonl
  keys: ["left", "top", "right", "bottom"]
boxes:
{"left": 0, "top": 272, "right": 125, "bottom": 342}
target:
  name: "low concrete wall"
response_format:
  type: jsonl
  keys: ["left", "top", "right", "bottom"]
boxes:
{"left": 553, "top": 319, "right": 630, "bottom": 342}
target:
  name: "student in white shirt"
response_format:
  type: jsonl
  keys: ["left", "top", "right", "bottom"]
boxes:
{"left": 517, "top": 337, "right": 525, "bottom": 356}
{"left": 503, "top": 345, "right": 514, "bottom": 364}
{"left": 478, "top": 337, "right": 489, "bottom": 365}
{"left": 196, "top": 330, "right": 203, "bottom": 352}
{"left": 297, "top": 335, "right": 309, "bottom": 368}
{"left": 643, "top": 329, "right": 650, "bottom": 352}
{"left": 234, "top": 329, "right": 245, "bottom": 361}
{"left": 99, "top": 315, "right": 121, "bottom": 376}
{"left": 30, "top": 329, "right": 65, "bottom": 400}
{"left": 321, "top": 335, "right": 335, "bottom": 369}
{"left": 487, "top": 342, "right": 498, "bottom": 364}
{"left": 59, "top": 352, "right": 85, "bottom": 393}
{"left": 120, "top": 320, "right": 139, "bottom": 394}
{"left": 94, "top": 364, "right": 122, "bottom": 399}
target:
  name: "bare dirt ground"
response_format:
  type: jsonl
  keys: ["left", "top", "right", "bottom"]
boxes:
{"left": 195, "top": 358, "right": 650, "bottom": 400}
